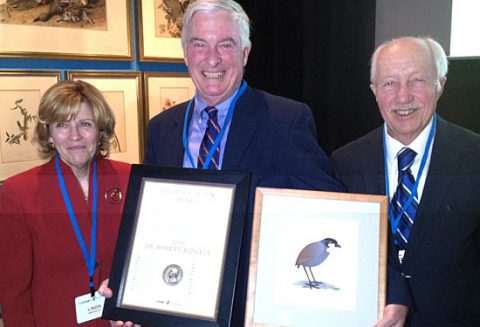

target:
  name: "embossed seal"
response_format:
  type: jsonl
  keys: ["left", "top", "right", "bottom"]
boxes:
{"left": 163, "top": 264, "right": 183, "bottom": 286}
{"left": 105, "top": 188, "right": 122, "bottom": 204}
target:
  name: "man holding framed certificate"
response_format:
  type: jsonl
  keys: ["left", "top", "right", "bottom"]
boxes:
{"left": 101, "top": 0, "right": 344, "bottom": 326}
{"left": 141, "top": 0, "right": 344, "bottom": 323}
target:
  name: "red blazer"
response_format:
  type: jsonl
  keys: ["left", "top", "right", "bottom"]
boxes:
{"left": 0, "top": 158, "right": 131, "bottom": 327}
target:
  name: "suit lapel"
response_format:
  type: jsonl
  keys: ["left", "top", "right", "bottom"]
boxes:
{"left": 170, "top": 102, "right": 192, "bottom": 166}
{"left": 404, "top": 118, "right": 456, "bottom": 259}
{"left": 222, "top": 86, "right": 264, "bottom": 170}
{"left": 362, "top": 128, "right": 386, "bottom": 195}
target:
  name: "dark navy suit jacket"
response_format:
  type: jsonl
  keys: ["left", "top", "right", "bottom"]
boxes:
{"left": 331, "top": 116, "right": 480, "bottom": 326}
{"left": 145, "top": 85, "right": 343, "bottom": 191}
{"left": 144, "top": 85, "right": 345, "bottom": 325}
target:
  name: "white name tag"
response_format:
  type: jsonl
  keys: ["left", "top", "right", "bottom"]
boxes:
{"left": 75, "top": 291, "right": 105, "bottom": 324}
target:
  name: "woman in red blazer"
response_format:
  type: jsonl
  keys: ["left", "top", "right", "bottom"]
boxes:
{"left": 0, "top": 80, "right": 131, "bottom": 326}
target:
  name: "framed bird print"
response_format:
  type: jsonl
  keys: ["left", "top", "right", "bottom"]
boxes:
{"left": 0, "top": 0, "right": 133, "bottom": 60}
{"left": 137, "top": 0, "right": 190, "bottom": 62}
{"left": 246, "top": 188, "right": 388, "bottom": 327}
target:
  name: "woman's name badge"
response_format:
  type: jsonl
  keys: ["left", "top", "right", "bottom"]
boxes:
{"left": 75, "top": 291, "right": 105, "bottom": 324}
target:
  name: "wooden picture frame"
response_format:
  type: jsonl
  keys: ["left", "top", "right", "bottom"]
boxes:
{"left": 67, "top": 71, "right": 143, "bottom": 163}
{"left": 103, "top": 165, "right": 251, "bottom": 326}
{"left": 143, "top": 72, "right": 195, "bottom": 121}
{"left": 0, "top": 0, "right": 133, "bottom": 61}
{"left": 0, "top": 70, "right": 61, "bottom": 182}
{"left": 246, "top": 188, "right": 388, "bottom": 326}
{"left": 137, "top": 0, "right": 188, "bottom": 62}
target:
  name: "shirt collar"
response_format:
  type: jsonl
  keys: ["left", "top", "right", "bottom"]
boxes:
{"left": 385, "top": 117, "right": 434, "bottom": 164}
{"left": 193, "top": 87, "right": 241, "bottom": 119}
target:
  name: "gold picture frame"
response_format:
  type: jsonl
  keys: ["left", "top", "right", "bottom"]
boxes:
{"left": 0, "top": 0, "right": 133, "bottom": 61}
{"left": 137, "top": 0, "right": 188, "bottom": 62}
{"left": 143, "top": 72, "right": 195, "bottom": 121}
{"left": 0, "top": 70, "right": 61, "bottom": 182}
{"left": 67, "top": 71, "right": 144, "bottom": 163}
{"left": 246, "top": 188, "right": 388, "bottom": 326}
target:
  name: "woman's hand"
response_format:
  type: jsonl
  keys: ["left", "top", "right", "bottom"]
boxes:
{"left": 98, "top": 279, "right": 142, "bottom": 327}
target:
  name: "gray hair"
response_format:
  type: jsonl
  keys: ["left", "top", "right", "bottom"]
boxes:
{"left": 370, "top": 36, "right": 449, "bottom": 91}
{"left": 181, "top": 0, "right": 251, "bottom": 50}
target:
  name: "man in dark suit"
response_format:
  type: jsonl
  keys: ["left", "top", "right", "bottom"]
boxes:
{"left": 331, "top": 36, "right": 480, "bottom": 326}
{"left": 144, "top": 0, "right": 341, "bottom": 192}
{"left": 102, "top": 2, "right": 343, "bottom": 325}
{"left": 142, "top": 0, "right": 343, "bottom": 326}
{"left": 144, "top": 84, "right": 341, "bottom": 190}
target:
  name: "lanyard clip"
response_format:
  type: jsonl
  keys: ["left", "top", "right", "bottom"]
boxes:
{"left": 89, "top": 276, "right": 95, "bottom": 298}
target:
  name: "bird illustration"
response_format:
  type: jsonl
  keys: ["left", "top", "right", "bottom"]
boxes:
{"left": 295, "top": 238, "right": 341, "bottom": 289}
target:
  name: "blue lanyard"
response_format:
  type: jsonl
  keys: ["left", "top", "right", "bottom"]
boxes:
{"left": 383, "top": 113, "right": 437, "bottom": 235}
{"left": 55, "top": 154, "right": 98, "bottom": 297}
{"left": 183, "top": 80, "right": 248, "bottom": 169}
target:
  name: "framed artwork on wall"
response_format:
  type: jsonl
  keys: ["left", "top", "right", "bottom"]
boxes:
{"left": 143, "top": 72, "right": 195, "bottom": 121}
{"left": 68, "top": 71, "right": 143, "bottom": 164}
{"left": 137, "top": 0, "right": 190, "bottom": 62}
{"left": 0, "top": 0, "right": 133, "bottom": 61}
{"left": 0, "top": 70, "right": 61, "bottom": 182}
{"left": 246, "top": 188, "right": 388, "bottom": 327}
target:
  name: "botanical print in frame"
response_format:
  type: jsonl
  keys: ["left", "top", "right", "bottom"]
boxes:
{"left": 0, "top": 70, "right": 60, "bottom": 182}
{"left": 246, "top": 188, "right": 388, "bottom": 327}
{"left": 0, "top": 0, "right": 132, "bottom": 60}
{"left": 137, "top": 0, "right": 191, "bottom": 62}
{"left": 143, "top": 72, "right": 195, "bottom": 121}
{"left": 68, "top": 71, "right": 143, "bottom": 164}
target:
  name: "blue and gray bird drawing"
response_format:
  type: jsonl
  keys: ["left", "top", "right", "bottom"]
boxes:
{"left": 295, "top": 238, "right": 341, "bottom": 289}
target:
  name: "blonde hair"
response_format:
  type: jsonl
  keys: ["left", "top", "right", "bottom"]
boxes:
{"left": 35, "top": 80, "right": 115, "bottom": 158}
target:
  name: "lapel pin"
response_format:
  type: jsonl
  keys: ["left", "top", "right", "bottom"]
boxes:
{"left": 105, "top": 188, "right": 122, "bottom": 204}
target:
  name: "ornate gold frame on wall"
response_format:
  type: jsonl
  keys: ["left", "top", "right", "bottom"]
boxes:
{"left": 0, "top": 0, "right": 133, "bottom": 61}
{"left": 142, "top": 71, "right": 195, "bottom": 120}
{"left": 67, "top": 71, "right": 144, "bottom": 163}
{"left": 0, "top": 70, "right": 61, "bottom": 182}
{"left": 137, "top": 0, "right": 186, "bottom": 62}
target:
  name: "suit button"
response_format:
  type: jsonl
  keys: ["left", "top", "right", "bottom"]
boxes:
{"left": 401, "top": 273, "right": 412, "bottom": 278}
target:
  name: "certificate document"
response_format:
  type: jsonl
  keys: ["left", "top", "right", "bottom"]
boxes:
{"left": 120, "top": 178, "right": 235, "bottom": 320}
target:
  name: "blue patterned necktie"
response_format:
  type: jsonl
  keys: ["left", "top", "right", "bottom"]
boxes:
{"left": 391, "top": 147, "right": 418, "bottom": 252}
{"left": 197, "top": 106, "right": 220, "bottom": 170}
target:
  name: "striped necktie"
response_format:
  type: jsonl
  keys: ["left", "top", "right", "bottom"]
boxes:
{"left": 391, "top": 147, "right": 418, "bottom": 252}
{"left": 197, "top": 106, "right": 220, "bottom": 170}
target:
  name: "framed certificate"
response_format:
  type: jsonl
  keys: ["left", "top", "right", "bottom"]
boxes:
{"left": 103, "top": 165, "right": 251, "bottom": 326}
{"left": 245, "top": 188, "right": 388, "bottom": 326}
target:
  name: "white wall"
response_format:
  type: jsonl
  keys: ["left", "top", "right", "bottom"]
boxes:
{"left": 375, "top": 0, "right": 452, "bottom": 52}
